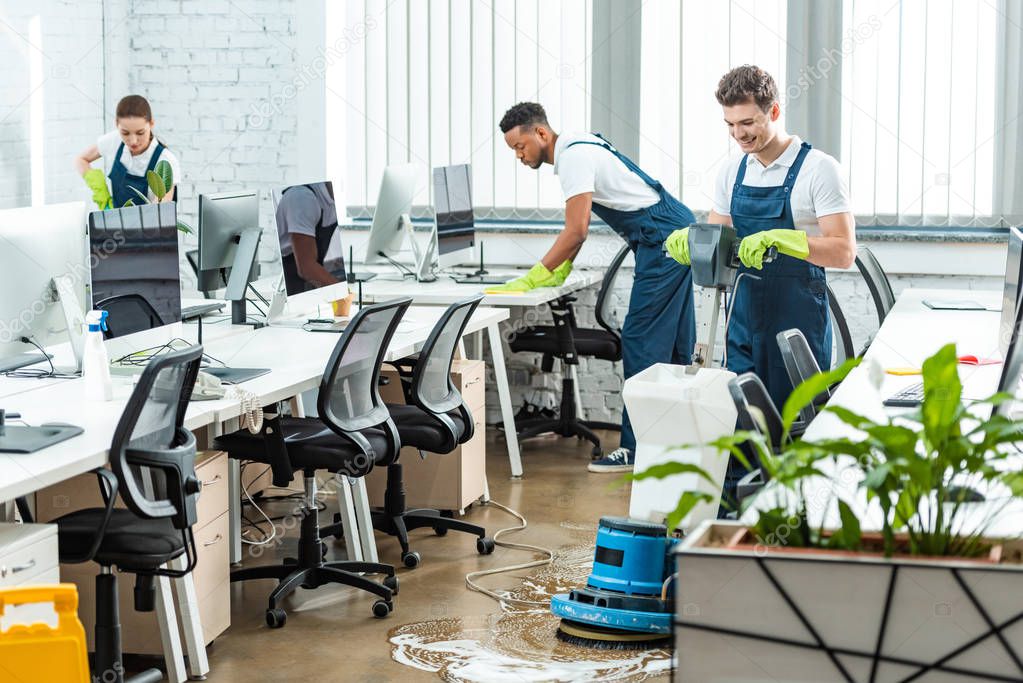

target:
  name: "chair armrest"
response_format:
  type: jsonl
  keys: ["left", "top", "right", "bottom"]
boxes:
{"left": 61, "top": 468, "right": 120, "bottom": 564}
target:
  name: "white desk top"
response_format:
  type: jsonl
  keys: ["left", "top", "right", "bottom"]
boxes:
{"left": 757, "top": 287, "right": 1023, "bottom": 537}
{"left": 356, "top": 269, "right": 603, "bottom": 307}
{"left": 0, "top": 305, "right": 507, "bottom": 502}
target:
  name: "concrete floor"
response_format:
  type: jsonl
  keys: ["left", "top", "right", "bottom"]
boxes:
{"left": 180, "top": 430, "right": 671, "bottom": 682}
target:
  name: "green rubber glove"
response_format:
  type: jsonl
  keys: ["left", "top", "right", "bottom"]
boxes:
{"left": 738, "top": 229, "right": 810, "bottom": 270}
{"left": 83, "top": 168, "right": 112, "bottom": 210}
{"left": 665, "top": 228, "right": 690, "bottom": 265}
{"left": 551, "top": 259, "right": 573, "bottom": 286}
{"left": 485, "top": 262, "right": 557, "bottom": 293}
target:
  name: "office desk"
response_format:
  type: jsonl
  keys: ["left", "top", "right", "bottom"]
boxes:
{"left": 0, "top": 304, "right": 507, "bottom": 681}
{"left": 357, "top": 269, "right": 605, "bottom": 477}
{"left": 766, "top": 287, "right": 1023, "bottom": 537}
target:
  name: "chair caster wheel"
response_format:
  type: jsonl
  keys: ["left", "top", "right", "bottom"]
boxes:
{"left": 372, "top": 600, "right": 393, "bottom": 618}
{"left": 402, "top": 551, "right": 421, "bottom": 568}
{"left": 383, "top": 575, "right": 399, "bottom": 595}
{"left": 332, "top": 513, "right": 343, "bottom": 540}
{"left": 433, "top": 525, "right": 448, "bottom": 537}
{"left": 266, "top": 608, "right": 287, "bottom": 628}
{"left": 477, "top": 537, "right": 495, "bottom": 555}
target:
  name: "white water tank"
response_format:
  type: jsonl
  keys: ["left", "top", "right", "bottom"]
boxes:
{"left": 623, "top": 364, "right": 737, "bottom": 532}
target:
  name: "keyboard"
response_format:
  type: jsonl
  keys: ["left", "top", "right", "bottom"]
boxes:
{"left": 883, "top": 382, "right": 924, "bottom": 407}
{"left": 182, "top": 302, "right": 226, "bottom": 320}
{"left": 304, "top": 320, "right": 349, "bottom": 333}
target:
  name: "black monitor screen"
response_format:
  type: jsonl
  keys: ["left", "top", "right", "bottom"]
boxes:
{"left": 1000, "top": 227, "right": 1023, "bottom": 356}
{"left": 433, "top": 164, "right": 474, "bottom": 256}
{"left": 88, "top": 203, "right": 182, "bottom": 333}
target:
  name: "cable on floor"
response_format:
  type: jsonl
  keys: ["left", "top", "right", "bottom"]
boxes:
{"left": 465, "top": 500, "right": 556, "bottom": 607}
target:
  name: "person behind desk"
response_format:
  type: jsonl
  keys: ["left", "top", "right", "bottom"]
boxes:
{"left": 276, "top": 182, "right": 346, "bottom": 294}
{"left": 73, "top": 95, "right": 181, "bottom": 209}
{"left": 493, "top": 102, "right": 697, "bottom": 474}
{"left": 666, "top": 65, "right": 856, "bottom": 505}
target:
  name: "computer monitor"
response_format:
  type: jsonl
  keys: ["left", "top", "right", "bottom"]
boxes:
{"left": 198, "top": 190, "right": 262, "bottom": 325}
{"left": 263, "top": 182, "right": 349, "bottom": 319}
{"left": 0, "top": 202, "right": 89, "bottom": 372}
{"left": 996, "top": 286, "right": 1023, "bottom": 418}
{"left": 433, "top": 163, "right": 475, "bottom": 268}
{"left": 88, "top": 202, "right": 182, "bottom": 337}
{"left": 364, "top": 164, "right": 418, "bottom": 265}
{"left": 999, "top": 226, "right": 1023, "bottom": 355}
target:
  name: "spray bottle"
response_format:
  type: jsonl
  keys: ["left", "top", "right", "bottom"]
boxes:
{"left": 83, "top": 310, "right": 112, "bottom": 401}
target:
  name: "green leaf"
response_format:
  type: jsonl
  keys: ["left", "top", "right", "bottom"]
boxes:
{"left": 127, "top": 185, "right": 150, "bottom": 204}
{"left": 862, "top": 463, "right": 892, "bottom": 491}
{"left": 146, "top": 169, "right": 167, "bottom": 200}
{"left": 176, "top": 220, "right": 193, "bottom": 234}
{"left": 665, "top": 491, "right": 715, "bottom": 531}
{"left": 824, "top": 405, "right": 876, "bottom": 432}
{"left": 920, "top": 343, "right": 962, "bottom": 448}
{"left": 781, "top": 357, "right": 861, "bottom": 435}
{"left": 121, "top": 198, "right": 134, "bottom": 207}
{"left": 627, "top": 460, "right": 718, "bottom": 488}
{"left": 154, "top": 159, "right": 174, "bottom": 194}
{"left": 836, "top": 499, "right": 862, "bottom": 550}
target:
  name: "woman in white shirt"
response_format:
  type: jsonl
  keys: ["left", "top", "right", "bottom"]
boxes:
{"left": 73, "top": 95, "right": 181, "bottom": 208}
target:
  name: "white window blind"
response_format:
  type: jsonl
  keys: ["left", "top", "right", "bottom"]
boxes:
{"left": 638, "top": 0, "right": 787, "bottom": 214}
{"left": 841, "top": 0, "right": 999, "bottom": 227}
{"left": 328, "top": 0, "right": 593, "bottom": 220}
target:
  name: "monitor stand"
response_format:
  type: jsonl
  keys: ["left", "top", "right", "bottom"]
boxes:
{"left": 406, "top": 218, "right": 437, "bottom": 282}
{"left": 196, "top": 312, "right": 269, "bottom": 386}
{"left": 346, "top": 246, "right": 377, "bottom": 283}
{"left": 451, "top": 242, "right": 515, "bottom": 285}
{"left": 225, "top": 229, "right": 266, "bottom": 329}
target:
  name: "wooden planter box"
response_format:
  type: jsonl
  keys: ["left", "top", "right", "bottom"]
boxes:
{"left": 673, "top": 520, "right": 1023, "bottom": 683}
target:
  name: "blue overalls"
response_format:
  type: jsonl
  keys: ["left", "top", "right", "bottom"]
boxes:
{"left": 107, "top": 140, "right": 166, "bottom": 208}
{"left": 725, "top": 141, "right": 832, "bottom": 411}
{"left": 565, "top": 134, "right": 696, "bottom": 451}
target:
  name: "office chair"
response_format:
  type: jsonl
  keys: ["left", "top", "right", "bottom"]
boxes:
{"left": 725, "top": 372, "right": 791, "bottom": 506}
{"left": 507, "top": 244, "right": 631, "bottom": 456}
{"left": 776, "top": 328, "right": 833, "bottom": 425}
{"left": 52, "top": 345, "right": 204, "bottom": 683}
{"left": 95, "top": 294, "right": 166, "bottom": 339}
{"left": 855, "top": 246, "right": 896, "bottom": 354}
{"left": 827, "top": 283, "right": 856, "bottom": 364}
{"left": 214, "top": 298, "right": 411, "bottom": 628}
{"left": 364, "top": 295, "right": 495, "bottom": 568}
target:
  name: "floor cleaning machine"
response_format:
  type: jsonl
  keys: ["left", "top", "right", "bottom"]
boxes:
{"left": 551, "top": 225, "right": 775, "bottom": 649}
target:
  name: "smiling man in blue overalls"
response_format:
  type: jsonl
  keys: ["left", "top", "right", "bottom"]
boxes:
{"left": 667, "top": 65, "right": 856, "bottom": 506}
{"left": 492, "top": 102, "right": 697, "bottom": 473}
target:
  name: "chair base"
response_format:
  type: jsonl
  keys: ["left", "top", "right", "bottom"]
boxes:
{"left": 516, "top": 376, "right": 619, "bottom": 457}
{"left": 231, "top": 472, "right": 396, "bottom": 627}
{"left": 367, "top": 463, "right": 494, "bottom": 568}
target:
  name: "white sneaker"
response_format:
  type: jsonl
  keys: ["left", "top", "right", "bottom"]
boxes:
{"left": 587, "top": 448, "right": 635, "bottom": 473}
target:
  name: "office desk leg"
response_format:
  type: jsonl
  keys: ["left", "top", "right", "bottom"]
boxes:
{"left": 486, "top": 322, "right": 523, "bottom": 477}
{"left": 154, "top": 572, "right": 187, "bottom": 683}
{"left": 350, "top": 477, "right": 379, "bottom": 563}
{"left": 335, "top": 475, "right": 364, "bottom": 562}
{"left": 168, "top": 554, "right": 209, "bottom": 680}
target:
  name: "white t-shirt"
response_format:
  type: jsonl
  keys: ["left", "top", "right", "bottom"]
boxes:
{"left": 553, "top": 132, "right": 660, "bottom": 212}
{"left": 712, "top": 136, "right": 850, "bottom": 237}
{"left": 96, "top": 129, "right": 182, "bottom": 202}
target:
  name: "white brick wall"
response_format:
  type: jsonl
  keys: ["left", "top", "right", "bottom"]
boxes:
{"left": 0, "top": 1, "right": 106, "bottom": 208}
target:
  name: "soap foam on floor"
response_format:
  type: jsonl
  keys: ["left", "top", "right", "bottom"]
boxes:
{"left": 389, "top": 531, "right": 673, "bottom": 682}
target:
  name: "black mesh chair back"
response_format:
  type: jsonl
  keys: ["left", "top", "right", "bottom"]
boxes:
{"left": 856, "top": 246, "right": 895, "bottom": 325}
{"left": 109, "top": 344, "right": 203, "bottom": 531}
{"left": 776, "top": 328, "right": 830, "bottom": 424}
{"left": 728, "top": 372, "right": 785, "bottom": 450}
{"left": 96, "top": 293, "right": 166, "bottom": 339}
{"left": 594, "top": 243, "right": 634, "bottom": 338}
{"left": 317, "top": 297, "right": 411, "bottom": 459}
{"left": 412, "top": 295, "right": 484, "bottom": 418}
{"left": 827, "top": 284, "right": 855, "bottom": 364}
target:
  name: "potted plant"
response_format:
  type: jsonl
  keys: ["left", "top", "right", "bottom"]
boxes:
{"left": 86, "top": 159, "right": 192, "bottom": 233}
{"left": 632, "top": 344, "right": 1023, "bottom": 682}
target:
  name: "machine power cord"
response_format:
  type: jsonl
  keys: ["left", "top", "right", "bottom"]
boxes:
{"left": 722, "top": 271, "right": 761, "bottom": 369}
{"left": 465, "top": 500, "right": 556, "bottom": 607}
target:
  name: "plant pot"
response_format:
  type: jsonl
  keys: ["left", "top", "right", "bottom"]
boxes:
{"left": 673, "top": 520, "right": 1023, "bottom": 682}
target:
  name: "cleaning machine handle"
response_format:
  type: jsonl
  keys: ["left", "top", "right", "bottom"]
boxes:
{"left": 728, "top": 244, "right": 778, "bottom": 269}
